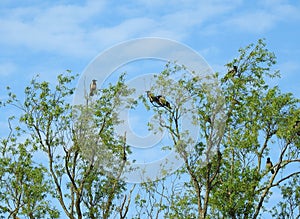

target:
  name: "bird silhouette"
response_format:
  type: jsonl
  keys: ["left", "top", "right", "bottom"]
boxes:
{"left": 89, "top": 79, "right": 97, "bottom": 96}
{"left": 266, "top": 157, "right": 274, "bottom": 174}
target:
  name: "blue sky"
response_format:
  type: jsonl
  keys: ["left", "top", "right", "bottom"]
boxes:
{"left": 0, "top": 0, "right": 299, "bottom": 94}
{"left": 0, "top": 0, "right": 300, "bottom": 217}
{"left": 1, "top": 0, "right": 299, "bottom": 157}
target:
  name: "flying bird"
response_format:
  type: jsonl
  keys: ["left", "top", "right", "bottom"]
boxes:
{"left": 89, "top": 79, "right": 97, "bottom": 96}
{"left": 266, "top": 157, "right": 274, "bottom": 174}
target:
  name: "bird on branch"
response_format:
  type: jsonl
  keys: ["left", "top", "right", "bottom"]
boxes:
{"left": 224, "top": 65, "right": 238, "bottom": 82}
{"left": 122, "top": 132, "right": 127, "bottom": 162}
{"left": 146, "top": 91, "right": 160, "bottom": 105}
{"left": 230, "top": 65, "right": 238, "bottom": 75}
{"left": 89, "top": 79, "right": 97, "bottom": 96}
{"left": 266, "top": 157, "right": 274, "bottom": 174}
{"left": 157, "top": 95, "right": 172, "bottom": 109}
{"left": 293, "top": 120, "right": 300, "bottom": 136}
{"left": 146, "top": 91, "right": 172, "bottom": 109}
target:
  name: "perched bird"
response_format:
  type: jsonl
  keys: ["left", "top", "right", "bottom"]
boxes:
{"left": 157, "top": 95, "right": 172, "bottom": 109}
{"left": 146, "top": 91, "right": 159, "bottom": 105}
{"left": 122, "top": 145, "right": 127, "bottom": 162}
{"left": 223, "top": 65, "right": 238, "bottom": 82}
{"left": 293, "top": 120, "right": 300, "bottom": 136}
{"left": 146, "top": 91, "right": 172, "bottom": 109}
{"left": 228, "top": 65, "right": 238, "bottom": 76}
{"left": 122, "top": 132, "right": 127, "bottom": 162}
{"left": 266, "top": 157, "right": 274, "bottom": 174}
{"left": 89, "top": 79, "right": 97, "bottom": 96}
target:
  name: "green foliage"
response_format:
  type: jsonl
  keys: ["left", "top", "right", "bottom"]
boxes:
{"left": 271, "top": 175, "right": 300, "bottom": 219}
{"left": 0, "top": 39, "right": 299, "bottom": 219}
{"left": 0, "top": 118, "right": 59, "bottom": 218}
{"left": 136, "top": 39, "right": 299, "bottom": 219}
{"left": 0, "top": 71, "right": 134, "bottom": 219}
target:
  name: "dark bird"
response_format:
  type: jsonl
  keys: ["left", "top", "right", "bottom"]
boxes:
{"left": 122, "top": 132, "right": 127, "bottom": 162}
{"left": 266, "top": 157, "right": 274, "bottom": 174}
{"left": 224, "top": 65, "right": 238, "bottom": 82}
{"left": 228, "top": 65, "right": 238, "bottom": 76}
{"left": 122, "top": 145, "right": 127, "bottom": 162}
{"left": 89, "top": 79, "right": 97, "bottom": 96}
{"left": 146, "top": 91, "right": 159, "bottom": 105}
{"left": 146, "top": 91, "right": 172, "bottom": 109}
{"left": 293, "top": 120, "right": 300, "bottom": 136}
{"left": 157, "top": 95, "right": 172, "bottom": 109}
{"left": 232, "top": 65, "right": 238, "bottom": 74}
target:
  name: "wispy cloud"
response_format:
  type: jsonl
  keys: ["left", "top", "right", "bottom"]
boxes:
{"left": 0, "top": 0, "right": 241, "bottom": 59}
{"left": 226, "top": 11, "right": 276, "bottom": 33}
{"left": 0, "top": 0, "right": 299, "bottom": 90}
{"left": 0, "top": 1, "right": 106, "bottom": 57}
{"left": 223, "top": 1, "right": 300, "bottom": 33}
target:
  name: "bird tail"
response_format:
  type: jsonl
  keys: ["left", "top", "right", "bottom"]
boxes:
{"left": 166, "top": 102, "right": 172, "bottom": 109}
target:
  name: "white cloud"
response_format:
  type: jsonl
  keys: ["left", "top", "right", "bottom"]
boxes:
{"left": 1, "top": 0, "right": 298, "bottom": 64}
{"left": 223, "top": 1, "right": 300, "bottom": 34}
{"left": 89, "top": 18, "right": 157, "bottom": 46}
{"left": 0, "top": 0, "right": 241, "bottom": 59}
{"left": 0, "top": 1, "right": 106, "bottom": 57}
{"left": 226, "top": 11, "right": 276, "bottom": 33}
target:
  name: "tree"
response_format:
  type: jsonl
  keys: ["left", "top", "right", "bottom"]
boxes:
{"left": 0, "top": 72, "right": 135, "bottom": 219}
{"left": 0, "top": 39, "right": 299, "bottom": 219}
{"left": 135, "top": 39, "right": 300, "bottom": 219}
{"left": 0, "top": 117, "right": 59, "bottom": 219}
